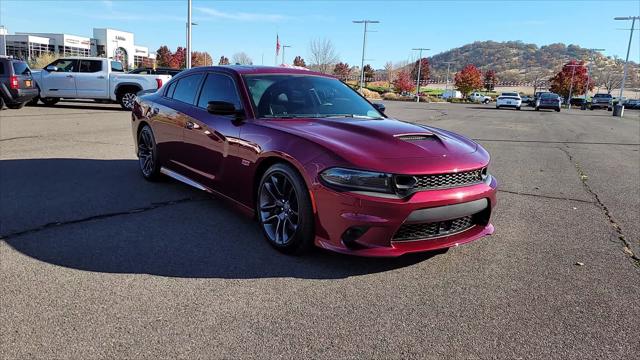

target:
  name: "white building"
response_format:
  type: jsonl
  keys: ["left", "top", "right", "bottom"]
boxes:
{"left": 0, "top": 27, "right": 155, "bottom": 69}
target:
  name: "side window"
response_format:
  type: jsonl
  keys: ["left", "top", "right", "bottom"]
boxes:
{"left": 165, "top": 81, "right": 177, "bottom": 98}
{"left": 172, "top": 74, "right": 204, "bottom": 104}
{"left": 79, "top": 60, "right": 103, "bottom": 73}
{"left": 50, "top": 59, "right": 77, "bottom": 72}
{"left": 0, "top": 62, "right": 4, "bottom": 75}
{"left": 111, "top": 61, "right": 124, "bottom": 72}
{"left": 197, "top": 73, "right": 242, "bottom": 109}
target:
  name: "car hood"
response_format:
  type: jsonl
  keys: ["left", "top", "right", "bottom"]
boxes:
{"left": 259, "top": 116, "right": 486, "bottom": 174}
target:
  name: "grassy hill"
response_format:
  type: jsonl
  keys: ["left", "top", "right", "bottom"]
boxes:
{"left": 404, "top": 41, "right": 639, "bottom": 88}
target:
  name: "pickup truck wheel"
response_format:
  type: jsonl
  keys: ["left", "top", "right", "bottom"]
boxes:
{"left": 41, "top": 97, "right": 60, "bottom": 106}
{"left": 118, "top": 90, "right": 138, "bottom": 110}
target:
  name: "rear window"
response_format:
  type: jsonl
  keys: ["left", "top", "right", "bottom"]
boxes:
{"left": 541, "top": 93, "right": 559, "bottom": 99}
{"left": 502, "top": 92, "right": 519, "bottom": 97}
{"left": 12, "top": 61, "right": 31, "bottom": 75}
{"left": 593, "top": 94, "right": 612, "bottom": 98}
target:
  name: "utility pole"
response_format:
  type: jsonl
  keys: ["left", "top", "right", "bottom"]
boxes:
{"left": 582, "top": 48, "right": 605, "bottom": 110}
{"left": 612, "top": 16, "right": 638, "bottom": 117}
{"left": 186, "top": 0, "right": 192, "bottom": 69}
{"left": 412, "top": 48, "right": 429, "bottom": 102}
{"left": 566, "top": 63, "right": 580, "bottom": 109}
{"left": 353, "top": 20, "right": 379, "bottom": 89}
{"left": 282, "top": 45, "right": 291, "bottom": 65}
{"left": 443, "top": 61, "right": 454, "bottom": 100}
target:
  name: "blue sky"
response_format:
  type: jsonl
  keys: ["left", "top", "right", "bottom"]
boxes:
{"left": 1, "top": 0, "right": 638, "bottom": 68}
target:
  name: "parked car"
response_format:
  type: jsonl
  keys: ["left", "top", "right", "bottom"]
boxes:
{"left": 570, "top": 97, "right": 587, "bottom": 107}
{"left": 468, "top": 92, "right": 492, "bottom": 103}
{"left": 495, "top": 92, "right": 522, "bottom": 110}
{"left": 535, "top": 92, "right": 561, "bottom": 112}
{"left": 624, "top": 99, "right": 640, "bottom": 109}
{"left": 0, "top": 56, "right": 38, "bottom": 109}
{"left": 129, "top": 67, "right": 182, "bottom": 77}
{"left": 442, "top": 89, "right": 462, "bottom": 99}
{"left": 521, "top": 95, "right": 532, "bottom": 105}
{"left": 132, "top": 66, "right": 497, "bottom": 257}
{"left": 30, "top": 57, "right": 172, "bottom": 109}
{"left": 590, "top": 93, "right": 612, "bottom": 110}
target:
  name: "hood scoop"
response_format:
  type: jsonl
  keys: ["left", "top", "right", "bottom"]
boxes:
{"left": 395, "top": 132, "right": 437, "bottom": 141}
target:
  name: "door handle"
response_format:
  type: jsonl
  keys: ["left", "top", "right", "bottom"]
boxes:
{"left": 66, "top": 75, "right": 73, "bottom": 78}
{"left": 97, "top": 76, "right": 105, "bottom": 79}
{"left": 185, "top": 121, "right": 200, "bottom": 130}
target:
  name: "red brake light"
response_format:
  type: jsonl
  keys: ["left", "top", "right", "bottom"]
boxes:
{"left": 156, "top": 78, "right": 163, "bottom": 89}
{"left": 10, "top": 75, "right": 19, "bottom": 89}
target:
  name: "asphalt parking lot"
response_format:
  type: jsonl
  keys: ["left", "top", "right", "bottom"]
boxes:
{"left": 1, "top": 100, "right": 639, "bottom": 358}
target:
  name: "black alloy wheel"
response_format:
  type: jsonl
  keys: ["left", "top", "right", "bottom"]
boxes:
{"left": 137, "top": 125, "right": 161, "bottom": 180}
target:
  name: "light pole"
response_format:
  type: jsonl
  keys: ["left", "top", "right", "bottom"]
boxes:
{"left": 282, "top": 45, "right": 291, "bottom": 65}
{"left": 443, "top": 61, "right": 454, "bottom": 100}
{"left": 565, "top": 63, "right": 580, "bottom": 109}
{"left": 412, "top": 48, "right": 429, "bottom": 102}
{"left": 353, "top": 20, "right": 379, "bottom": 89}
{"left": 186, "top": 0, "right": 192, "bottom": 69}
{"left": 612, "top": 16, "right": 638, "bottom": 117}
{"left": 0, "top": 25, "right": 6, "bottom": 57}
{"left": 582, "top": 48, "right": 605, "bottom": 110}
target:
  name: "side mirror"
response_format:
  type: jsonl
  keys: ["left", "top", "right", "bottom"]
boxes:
{"left": 45, "top": 65, "right": 58, "bottom": 72}
{"left": 372, "top": 102, "right": 386, "bottom": 114}
{"left": 207, "top": 101, "right": 243, "bottom": 118}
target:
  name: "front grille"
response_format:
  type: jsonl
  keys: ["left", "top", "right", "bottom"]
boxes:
{"left": 392, "top": 216, "right": 474, "bottom": 241}
{"left": 412, "top": 168, "right": 484, "bottom": 190}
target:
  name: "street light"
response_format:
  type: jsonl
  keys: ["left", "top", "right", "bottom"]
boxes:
{"left": 0, "top": 25, "right": 6, "bottom": 57}
{"left": 353, "top": 20, "right": 379, "bottom": 89}
{"left": 281, "top": 45, "right": 291, "bottom": 65}
{"left": 186, "top": 0, "right": 192, "bottom": 69}
{"left": 612, "top": 16, "right": 639, "bottom": 117}
{"left": 412, "top": 48, "right": 429, "bottom": 102}
{"left": 581, "top": 48, "right": 605, "bottom": 110}
{"left": 443, "top": 61, "right": 454, "bottom": 100}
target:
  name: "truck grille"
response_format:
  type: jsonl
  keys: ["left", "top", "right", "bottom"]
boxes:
{"left": 413, "top": 168, "right": 484, "bottom": 190}
{"left": 392, "top": 216, "right": 475, "bottom": 241}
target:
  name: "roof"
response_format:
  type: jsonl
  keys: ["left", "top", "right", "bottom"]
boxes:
{"left": 190, "top": 65, "right": 333, "bottom": 78}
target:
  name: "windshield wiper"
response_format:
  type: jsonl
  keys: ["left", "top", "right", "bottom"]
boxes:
{"left": 325, "top": 114, "right": 383, "bottom": 119}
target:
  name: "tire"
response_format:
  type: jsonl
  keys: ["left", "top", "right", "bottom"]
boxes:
{"left": 137, "top": 125, "right": 162, "bottom": 181}
{"left": 0, "top": 96, "right": 4, "bottom": 110}
{"left": 555, "top": 108, "right": 561, "bottom": 112}
{"left": 7, "top": 102, "right": 26, "bottom": 109}
{"left": 495, "top": 105, "right": 499, "bottom": 109}
{"left": 117, "top": 88, "right": 139, "bottom": 110}
{"left": 607, "top": 107, "right": 612, "bottom": 111}
{"left": 27, "top": 97, "right": 39, "bottom": 106}
{"left": 517, "top": 106, "right": 521, "bottom": 111}
{"left": 257, "top": 163, "right": 314, "bottom": 255}
{"left": 41, "top": 97, "right": 60, "bottom": 106}
{"left": 535, "top": 107, "right": 539, "bottom": 111}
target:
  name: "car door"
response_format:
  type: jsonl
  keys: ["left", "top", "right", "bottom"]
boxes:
{"left": 75, "top": 60, "right": 109, "bottom": 98}
{"left": 39, "top": 59, "right": 78, "bottom": 98}
{"left": 181, "top": 72, "right": 244, "bottom": 191}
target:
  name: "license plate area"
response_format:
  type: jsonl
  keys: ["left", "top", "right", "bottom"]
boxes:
{"left": 25, "top": 80, "right": 32, "bottom": 87}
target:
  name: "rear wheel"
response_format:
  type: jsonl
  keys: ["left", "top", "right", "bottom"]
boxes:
{"left": 117, "top": 88, "right": 140, "bottom": 110}
{"left": 41, "top": 97, "right": 60, "bottom": 106}
{"left": 257, "top": 163, "right": 314, "bottom": 255}
{"left": 0, "top": 96, "right": 5, "bottom": 110}
{"left": 137, "top": 125, "right": 162, "bottom": 181}
{"left": 535, "top": 107, "right": 539, "bottom": 111}
{"left": 516, "top": 106, "right": 521, "bottom": 110}
{"left": 555, "top": 107, "right": 561, "bottom": 112}
{"left": 6, "top": 102, "right": 25, "bottom": 109}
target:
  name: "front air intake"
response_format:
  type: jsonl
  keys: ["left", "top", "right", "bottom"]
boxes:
{"left": 395, "top": 133, "right": 435, "bottom": 141}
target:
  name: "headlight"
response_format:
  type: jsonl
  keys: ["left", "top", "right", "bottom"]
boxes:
{"left": 320, "top": 168, "right": 393, "bottom": 193}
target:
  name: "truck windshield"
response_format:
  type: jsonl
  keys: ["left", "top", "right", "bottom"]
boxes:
{"left": 243, "top": 74, "right": 383, "bottom": 119}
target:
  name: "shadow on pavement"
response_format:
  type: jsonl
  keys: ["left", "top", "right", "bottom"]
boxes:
{"left": 1, "top": 158, "right": 441, "bottom": 280}
{"left": 28, "top": 100, "right": 124, "bottom": 112}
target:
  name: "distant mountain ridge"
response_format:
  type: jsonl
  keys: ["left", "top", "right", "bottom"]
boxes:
{"left": 402, "top": 41, "right": 639, "bottom": 88}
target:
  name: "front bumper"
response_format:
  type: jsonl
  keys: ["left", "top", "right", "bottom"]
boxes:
{"left": 311, "top": 175, "right": 498, "bottom": 257}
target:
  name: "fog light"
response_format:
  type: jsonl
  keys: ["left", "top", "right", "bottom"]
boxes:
{"left": 341, "top": 226, "right": 369, "bottom": 248}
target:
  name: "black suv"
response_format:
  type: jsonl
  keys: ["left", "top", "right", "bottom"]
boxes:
{"left": 0, "top": 56, "right": 38, "bottom": 109}
{"left": 128, "top": 67, "right": 181, "bottom": 77}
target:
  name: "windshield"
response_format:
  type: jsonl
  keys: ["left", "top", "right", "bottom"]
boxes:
{"left": 593, "top": 94, "right": 611, "bottom": 98}
{"left": 243, "top": 74, "right": 383, "bottom": 119}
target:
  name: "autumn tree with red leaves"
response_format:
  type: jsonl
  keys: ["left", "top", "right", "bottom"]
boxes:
{"left": 411, "top": 58, "right": 430, "bottom": 83}
{"left": 455, "top": 64, "right": 483, "bottom": 97}
{"left": 484, "top": 69, "right": 497, "bottom": 91}
{"left": 169, "top": 47, "right": 186, "bottom": 69}
{"left": 333, "top": 62, "right": 350, "bottom": 80}
{"left": 393, "top": 70, "right": 415, "bottom": 93}
{"left": 549, "top": 60, "right": 593, "bottom": 100}
{"left": 155, "top": 46, "right": 172, "bottom": 67}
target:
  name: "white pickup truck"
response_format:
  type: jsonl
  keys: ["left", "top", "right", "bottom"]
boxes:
{"left": 468, "top": 92, "right": 492, "bottom": 104}
{"left": 30, "top": 57, "right": 171, "bottom": 109}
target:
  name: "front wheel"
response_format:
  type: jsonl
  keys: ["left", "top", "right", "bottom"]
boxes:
{"left": 137, "top": 125, "right": 162, "bottom": 181}
{"left": 535, "top": 107, "right": 539, "bottom": 111}
{"left": 257, "top": 163, "right": 315, "bottom": 255}
{"left": 555, "top": 108, "right": 561, "bottom": 112}
{"left": 516, "top": 106, "right": 521, "bottom": 111}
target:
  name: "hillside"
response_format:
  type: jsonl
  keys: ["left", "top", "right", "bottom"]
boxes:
{"left": 404, "top": 41, "right": 639, "bottom": 88}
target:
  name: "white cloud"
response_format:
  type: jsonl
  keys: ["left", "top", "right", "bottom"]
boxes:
{"left": 196, "top": 6, "right": 287, "bottom": 22}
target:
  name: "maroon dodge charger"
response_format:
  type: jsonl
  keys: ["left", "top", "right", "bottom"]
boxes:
{"left": 132, "top": 66, "right": 497, "bottom": 257}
